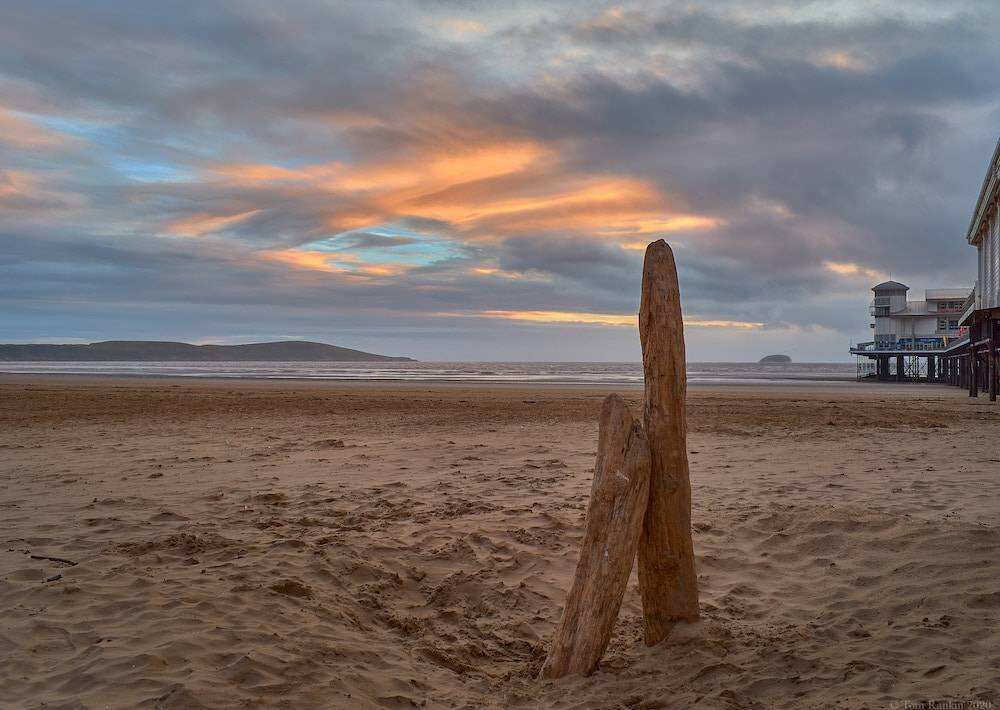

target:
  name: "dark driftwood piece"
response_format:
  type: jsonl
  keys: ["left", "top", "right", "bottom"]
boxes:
{"left": 30, "top": 555, "right": 78, "bottom": 566}
{"left": 637, "top": 239, "right": 699, "bottom": 645}
{"left": 541, "top": 394, "right": 651, "bottom": 678}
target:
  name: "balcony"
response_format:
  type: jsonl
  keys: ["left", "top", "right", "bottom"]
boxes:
{"left": 853, "top": 340, "right": 946, "bottom": 352}
{"left": 851, "top": 334, "right": 970, "bottom": 354}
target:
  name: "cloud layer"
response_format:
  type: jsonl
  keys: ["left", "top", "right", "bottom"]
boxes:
{"left": 2, "top": 1, "right": 998, "bottom": 360}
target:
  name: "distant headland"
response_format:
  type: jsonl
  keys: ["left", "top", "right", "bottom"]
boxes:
{"left": 758, "top": 354, "right": 792, "bottom": 364}
{"left": 0, "top": 340, "right": 416, "bottom": 362}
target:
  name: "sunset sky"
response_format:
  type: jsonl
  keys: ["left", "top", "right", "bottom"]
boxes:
{"left": 2, "top": 1, "right": 999, "bottom": 361}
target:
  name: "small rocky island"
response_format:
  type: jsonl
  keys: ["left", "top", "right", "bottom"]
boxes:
{"left": 758, "top": 354, "right": 792, "bottom": 364}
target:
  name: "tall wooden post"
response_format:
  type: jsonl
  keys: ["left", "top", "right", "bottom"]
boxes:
{"left": 896, "top": 355, "right": 904, "bottom": 382}
{"left": 637, "top": 240, "right": 699, "bottom": 646}
{"left": 927, "top": 355, "right": 935, "bottom": 382}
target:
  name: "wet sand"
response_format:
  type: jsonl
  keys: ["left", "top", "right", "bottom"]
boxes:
{"left": 1, "top": 376, "right": 998, "bottom": 708}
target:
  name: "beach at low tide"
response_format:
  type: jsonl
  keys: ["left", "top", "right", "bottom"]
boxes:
{"left": 1, "top": 375, "right": 998, "bottom": 708}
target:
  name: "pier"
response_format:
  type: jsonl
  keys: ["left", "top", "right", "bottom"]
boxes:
{"left": 851, "top": 136, "right": 1000, "bottom": 402}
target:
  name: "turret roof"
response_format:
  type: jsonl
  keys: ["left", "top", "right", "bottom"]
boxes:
{"left": 872, "top": 280, "right": 909, "bottom": 291}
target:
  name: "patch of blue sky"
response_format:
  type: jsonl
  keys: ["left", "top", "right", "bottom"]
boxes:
{"left": 111, "top": 156, "right": 193, "bottom": 183}
{"left": 30, "top": 113, "right": 111, "bottom": 142}
{"left": 300, "top": 225, "right": 467, "bottom": 267}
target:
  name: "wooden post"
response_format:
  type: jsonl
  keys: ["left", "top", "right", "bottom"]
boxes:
{"left": 637, "top": 239, "right": 699, "bottom": 646}
{"left": 541, "top": 394, "right": 651, "bottom": 678}
{"left": 896, "top": 355, "right": 904, "bottom": 382}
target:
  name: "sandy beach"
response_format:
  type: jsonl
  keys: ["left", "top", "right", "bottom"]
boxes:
{"left": 1, "top": 376, "right": 998, "bottom": 709}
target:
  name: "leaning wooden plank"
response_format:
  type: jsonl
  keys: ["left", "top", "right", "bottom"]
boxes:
{"left": 540, "top": 394, "right": 651, "bottom": 678}
{"left": 637, "top": 239, "right": 700, "bottom": 646}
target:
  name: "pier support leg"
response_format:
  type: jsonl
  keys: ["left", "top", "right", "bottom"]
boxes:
{"left": 927, "top": 356, "right": 935, "bottom": 382}
{"left": 896, "top": 356, "right": 904, "bottom": 382}
{"left": 991, "top": 320, "right": 998, "bottom": 403}
{"left": 970, "top": 348, "right": 978, "bottom": 398}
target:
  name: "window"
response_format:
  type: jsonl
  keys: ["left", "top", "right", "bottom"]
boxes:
{"left": 938, "top": 318, "right": 948, "bottom": 330}
{"left": 949, "top": 320, "right": 959, "bottom": 330}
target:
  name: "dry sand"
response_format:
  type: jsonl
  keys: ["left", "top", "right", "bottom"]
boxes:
{"left": 1, "top": 376, "right": 998, "bottom": 708}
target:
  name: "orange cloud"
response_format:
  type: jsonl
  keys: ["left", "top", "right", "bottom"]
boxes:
{"left": 212, "top": 141, "right": 547, "bottom": 192}
{"left": 203, "top": 138, "right": 722, "bottom": 244}
{"left": 0, "top": 169, "right": 34, "bottom": 198}
{"left": 261, "top": 249, "right": 347, "bottom": 273}
{"left": 471, "top": 266, "right": 549, "bottom": 281}
{"left": 437, "top": 18, "right": 487, "bottom": 38}
{"left": 815, "top": 50, "right": 871, "bottom": 72}
{"left": 824, "top": 260, "right": 884, "bottom": 282}
{"left": 165, "top": 209, "right": 261, "bottom": 237}
{"left": 261, "top": 248, "right": 409, "bottom": 278}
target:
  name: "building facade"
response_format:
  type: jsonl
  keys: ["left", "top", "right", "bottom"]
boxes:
{"left": 953, "top": 136, "right": 1000, "bottom": 399}
{"left": 871, "top": 281, "right": 968, "bottom": 350}
{"left": 965, "top": 137, "right": 1000, "bottom": 315}
{"left": 853, "top": 281, "right": 970, "bottom": 382}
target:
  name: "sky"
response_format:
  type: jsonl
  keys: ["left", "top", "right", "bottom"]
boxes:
{"left": 2, "top": 1, "right": 999, "bottom": 362}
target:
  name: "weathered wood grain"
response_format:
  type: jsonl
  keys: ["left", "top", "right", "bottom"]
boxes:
{"left": 637, "top": 239, "right": 700, "bottom": 646}
{"left": 540, "top": 394, "right": 651, "bottom": 678}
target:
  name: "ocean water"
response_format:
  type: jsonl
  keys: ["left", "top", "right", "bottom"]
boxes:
{"left": 0, "top": 361, "right": 857, "bottom": 385}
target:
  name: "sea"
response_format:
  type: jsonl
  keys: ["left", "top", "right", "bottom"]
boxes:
{"left": 0, "top": 361, "right": 857, "bottom": 386}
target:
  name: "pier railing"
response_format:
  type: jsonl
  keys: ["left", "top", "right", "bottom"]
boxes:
{"left": 852, "top": 339, "right": 967, "bottom": 353}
